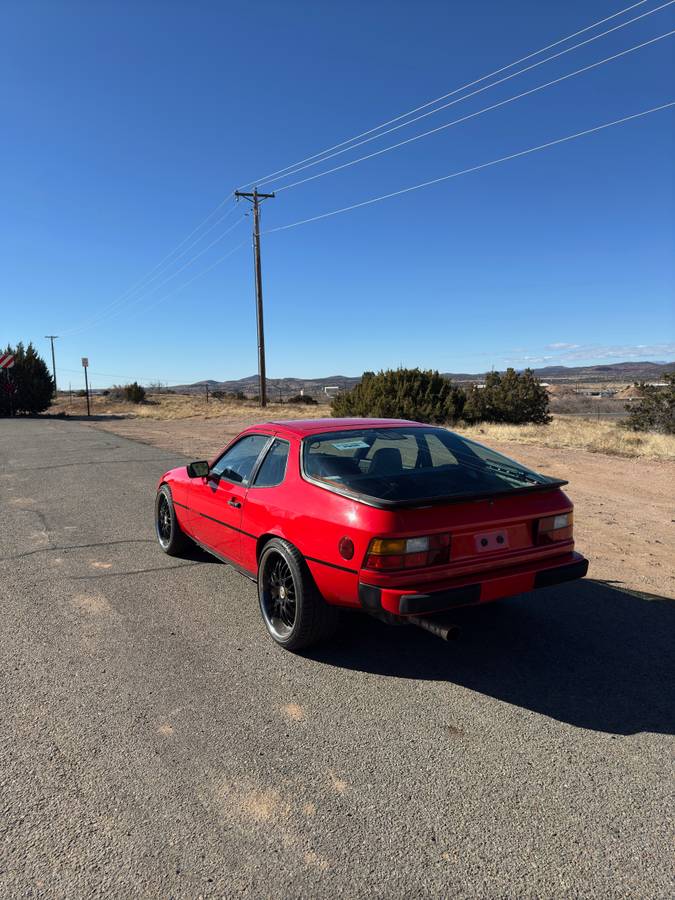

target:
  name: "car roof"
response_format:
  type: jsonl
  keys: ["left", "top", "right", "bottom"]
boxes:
{"left": 256, "top": 417, "right": 424, "bottom": 437}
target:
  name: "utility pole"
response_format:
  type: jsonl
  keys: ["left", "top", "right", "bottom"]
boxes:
{"left": 234, "top": 188, "right": 275, "bottom": 407}
{"left": 45, "top": 335, "right": 58, "bottom": 395}
{"left": 82, "top": 357, "right": 90, "bottom": 417}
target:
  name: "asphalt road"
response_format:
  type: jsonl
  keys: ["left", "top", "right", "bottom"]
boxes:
{"left": 1, "top": 419, "right": 673, "bottom": 898}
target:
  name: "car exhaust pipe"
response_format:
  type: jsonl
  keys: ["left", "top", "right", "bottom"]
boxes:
{"left": 407, "top": 614, "right": 460, "bottom": 641}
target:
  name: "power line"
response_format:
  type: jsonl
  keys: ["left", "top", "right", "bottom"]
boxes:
{"left": 239, "top": 0, "right": 654, "bottom": 189}
{"left": 60, "top": 197, "right": 239, "bottom": 337}
{"left": 111, "top": 239, "right": 248, "bottom": 325}
{"left": 271, "top": 1, "right": 675, "bottom": 192}
{"left": 63, "top": 215, "right": 246, "bottom": 337}
{"left": 266, "top": 101, "right": 675, "bottom": 233}
{"left": 101, "top": 239, "right": 249, "bottom": 331}
{"left": 274, "top": 28, "right": 675, "bottom": 193}
{"left": 59, "top": 239, "right": 247, "bottom": 354}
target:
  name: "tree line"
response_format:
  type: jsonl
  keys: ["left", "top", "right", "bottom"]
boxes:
{"left": 331, "top": 367, "right": 551, "bottom": 425}
{"left": 1, "top": 343, "right": 672, "bottom": 433}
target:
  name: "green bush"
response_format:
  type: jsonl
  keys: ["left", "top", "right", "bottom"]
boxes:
{"left": 124, "top": 382, "right": 146, "bottom": 403}
{"left": 623, "top": 373, "right": 674, "bottom": 434}
{"left": 288, "top": 393, "right": 318, "bottom": 405}
{"left": 331, "top": 368, "right": 465, "bottom": 424}
{"left": 212, "top": 390, "right": 246, "bottom": 401}
{"left": 463, "top": 368, "right": 551, "bottom": 425}
{"left": 0, "top": 342, "right": 54, "bottom": 416}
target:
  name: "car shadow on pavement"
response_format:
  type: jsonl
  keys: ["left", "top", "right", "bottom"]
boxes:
{"left": 308, "top": 579, "right": 675, "bottom": 736}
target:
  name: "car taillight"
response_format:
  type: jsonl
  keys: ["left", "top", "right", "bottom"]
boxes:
{"left": 364, "top": 534, "right": 451, "bottom": 570}
{"left": 537, "top": 512, "right": 573, "bottom": 544}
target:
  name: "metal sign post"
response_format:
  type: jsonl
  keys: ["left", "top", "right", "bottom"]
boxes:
{"left": 81, "top": 358, "right": 90, "bottom": 417}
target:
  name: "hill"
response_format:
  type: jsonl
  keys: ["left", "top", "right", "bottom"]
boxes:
{"left": 168, "top": 361, "right": 673, "bottom": 396}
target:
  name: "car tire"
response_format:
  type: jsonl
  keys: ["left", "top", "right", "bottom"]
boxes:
{"left": 155, "top": 485, "right": 190, "bottom": 556}
{"left": 258, "top": 538, "right": 340, "bottom": 651}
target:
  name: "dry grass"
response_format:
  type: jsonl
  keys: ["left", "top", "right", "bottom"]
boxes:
{"left": 49, "top": 392, "right": 330, "bottom": 421}
{"left": 47, "top": 396, "right": 674, "bottom": 460}
{"left": 455, "top": 415, "right": 675, "bottom": 461}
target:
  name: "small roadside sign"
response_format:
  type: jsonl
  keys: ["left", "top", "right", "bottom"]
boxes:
{"left": 81, "top": 357, "right": 89, "bottom": 368}
{"left": 0, "top": 353, "right": 15, "bottom": 369}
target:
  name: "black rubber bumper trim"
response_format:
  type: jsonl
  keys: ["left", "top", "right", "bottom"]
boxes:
{"left": 358, "top": 583, "right": 384, "bottom": 612}
{"left": 399, "top": 584, "right": 481, "bottom": 614}
{"left": 534, "top": 557, "right": 589, "bottom": 588}
{"left": 359, "top": 582, "right": 481, "bottom": 615}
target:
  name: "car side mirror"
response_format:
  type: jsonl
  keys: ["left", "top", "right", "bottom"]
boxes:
{"left": 187, "top": 460, "right": 210, "bottom": 478}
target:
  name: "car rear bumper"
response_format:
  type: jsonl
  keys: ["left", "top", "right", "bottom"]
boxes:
{"left": 358, "top": 551, "right": 589, "bottom": 616}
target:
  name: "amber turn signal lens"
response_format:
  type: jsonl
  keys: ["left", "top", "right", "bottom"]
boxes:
{"left": 364, "top": 533, "right": 450, "bottom": 571}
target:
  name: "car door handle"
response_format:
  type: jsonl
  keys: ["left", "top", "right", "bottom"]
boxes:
{"left": 228, "top": 498, "right": 241, "bottom": 508}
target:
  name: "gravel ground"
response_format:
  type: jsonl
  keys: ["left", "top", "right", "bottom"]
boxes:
{"left": 1, "top": 418, "right": 673, "bottom": 898}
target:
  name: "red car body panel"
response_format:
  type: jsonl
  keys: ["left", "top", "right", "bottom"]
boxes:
{"left": 158, "top": 418, "right": 588, "bottom": 618}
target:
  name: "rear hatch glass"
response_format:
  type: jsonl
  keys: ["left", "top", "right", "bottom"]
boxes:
{"left": 302, "top": 426, "right": 565, "bottom": 506}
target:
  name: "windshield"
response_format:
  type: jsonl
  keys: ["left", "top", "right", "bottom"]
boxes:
{"left": 302, "top": 426, "right": 563, "bottom": 504}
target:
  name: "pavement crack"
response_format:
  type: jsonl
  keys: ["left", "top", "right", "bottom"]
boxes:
{"left": 0, "top": 538, "right": 155, "bottom": 562}
{"left": 68, "top": 562, "right": 203, "bottom": 579}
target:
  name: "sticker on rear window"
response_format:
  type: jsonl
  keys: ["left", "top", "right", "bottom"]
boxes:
{"left": 331, "top": 440, "right": 370, "bottom": 451}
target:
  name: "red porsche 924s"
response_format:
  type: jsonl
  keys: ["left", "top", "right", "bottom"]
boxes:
{"left": 155, "top": 418, "right": 588, "bottom": 650}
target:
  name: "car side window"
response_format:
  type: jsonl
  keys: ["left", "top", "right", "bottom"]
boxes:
{"left": 252, "top": 439, "right": 290, "bottom": 488}
{"left": 210, "top": 434, "right": 269, "bottom": 485}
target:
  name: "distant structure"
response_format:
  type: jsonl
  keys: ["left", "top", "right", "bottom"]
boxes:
{"left": 323, "top": 385, "right": 341, "bottom": 397}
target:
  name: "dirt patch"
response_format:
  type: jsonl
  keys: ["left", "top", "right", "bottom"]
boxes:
{"left": 282, "top": 703, "right": 305, "bottom": 722}
{"left": 9, "top": 497, "right": 36, "bottom": 508}
{"left": 218, "top": 779, "right": 292, "bottom": 825}
{"left": 71, "top": 593, "right": 112, "bottom": 615}
{"left": 328, "top": 772, "right": 348, "bottom": 794}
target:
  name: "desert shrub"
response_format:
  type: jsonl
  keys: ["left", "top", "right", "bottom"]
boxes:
{"left": 212, "top": 390, "right": 246, "bottom": 401}
{"left": 0, "top": 342, "right": 54, "bottom": 416}
{"left": 76, "top": 389, "right": 88, "bottom": 398}
{"left": 623, "top": 373, "right": 674, "bottom": 434}
{"left": 288, "top": 394, "right": 318, "bottom": 405}
{"left": 124, "top": 382, "right": 146, "bottom": 403}
{"left": 107, "top": 383, "right": 145, "bottom": 403}
{"left": 463, "top": 368, "right": 551, "bottom": 425}
{"left": 331, "top": 368, "right": 465, "bottom": 424}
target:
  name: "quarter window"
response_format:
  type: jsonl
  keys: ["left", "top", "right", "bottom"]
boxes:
{"left": 210, "top": 434, "right": 269, "bottom": 485}
{"left": 253, "top": 439, "right": 290, "bottom": 488}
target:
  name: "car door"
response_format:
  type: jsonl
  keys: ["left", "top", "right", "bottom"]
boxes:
{"left": 189, "top": 433, "right": 271, "bottom": 564}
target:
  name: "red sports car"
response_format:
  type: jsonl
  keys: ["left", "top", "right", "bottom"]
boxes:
{"left": 155, "top": 418, "right": 588, "bottom": 650}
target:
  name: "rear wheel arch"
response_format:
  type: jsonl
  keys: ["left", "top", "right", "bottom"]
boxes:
{"left": 257, "top": 531, "right": 292, "bottom": 563}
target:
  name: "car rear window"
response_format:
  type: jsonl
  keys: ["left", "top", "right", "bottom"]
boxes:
{"left": 302, "top": 426, "right": 562, "bottom": 504}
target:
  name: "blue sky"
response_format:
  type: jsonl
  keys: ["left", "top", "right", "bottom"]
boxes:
{"left": 2, "top": 0, "right": 674, "bottom": 389}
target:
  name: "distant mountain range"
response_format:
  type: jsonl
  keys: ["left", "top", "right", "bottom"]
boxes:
{"left": 170, "top": 361, "right": 674, "bottom": 395}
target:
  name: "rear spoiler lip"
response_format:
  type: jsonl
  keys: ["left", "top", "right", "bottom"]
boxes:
{"left": 302, "top": 475, "right": 569, "bottom": 510}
